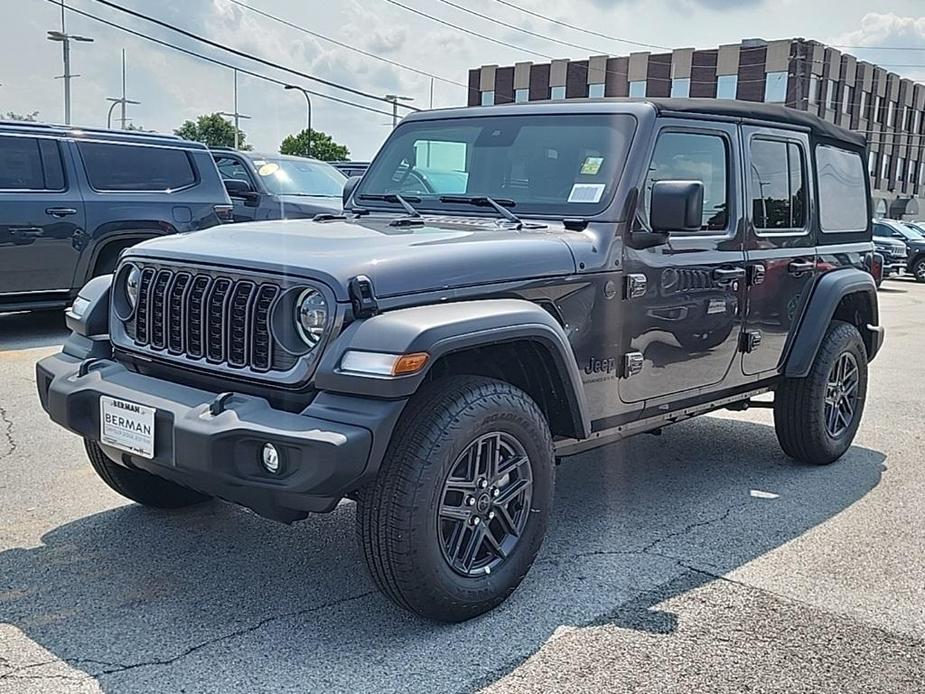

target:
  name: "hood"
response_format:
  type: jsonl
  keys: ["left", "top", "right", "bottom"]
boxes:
{"left": 874, "top": 237, "right": 906, "bottom": 248}
{"left": 272, "top": 195, "right": 342, "bottom": 217}
{"left": 128, "top": 216, "right": 578, "bottom": 301}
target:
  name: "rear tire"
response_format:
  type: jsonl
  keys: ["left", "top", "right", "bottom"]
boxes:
{"left": 773, "top": 321, "right": 868, "bottom": 465}
{"left": 84, "top": 439, "right": 210, "bottom": 508}
{"left": 356, "top": 376, "right": 554, "bottom": 622}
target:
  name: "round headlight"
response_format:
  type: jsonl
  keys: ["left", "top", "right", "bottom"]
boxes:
{"left": 296, "top": 288, "right": 327, "bottom": 347}
{"left": 126, "top": 265, "right": 142, "bottom": 310}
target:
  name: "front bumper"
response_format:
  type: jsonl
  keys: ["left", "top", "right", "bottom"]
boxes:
{"left": 36, "top": 353, "right": 405, "bottom": 522}
{"left": 883, "top": 260, "right": 906, "bottom": 277}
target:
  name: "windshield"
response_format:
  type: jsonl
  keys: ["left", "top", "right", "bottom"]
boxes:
{"left": 356, "top": 113, "right": 637, "bottom": 216}
{"left": 253, "top": 157, "right": 346, "bottom": 196}
{"left": 902, "top": 223, "right": 925, "bottom": 239}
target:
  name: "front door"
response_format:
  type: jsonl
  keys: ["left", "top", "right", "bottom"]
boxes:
{"left": 620, "top": 120, "right": 746, "bottom": 404}
{"left": 0, "top": 135, "right": 85, "bottom": 295}
{"left": 214, "top": 154, "right": 260, "bottom": 222}
{"left": 741, "top": 127, "right": 816, "bottom": 375}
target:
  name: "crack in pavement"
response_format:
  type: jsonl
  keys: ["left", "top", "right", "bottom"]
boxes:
{"left": 0, "top": 404, "right": 17, "bottom": 459}
{"left": 63, "top": 590, "right": 377, "bottom": 680}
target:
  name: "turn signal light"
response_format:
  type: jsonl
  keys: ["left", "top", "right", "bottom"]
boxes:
{"left": 393, "top": 352, "right": 429, "bottom": 375}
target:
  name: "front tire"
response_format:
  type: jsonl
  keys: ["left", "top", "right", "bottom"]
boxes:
{"left": 773, "top": 321, "right": 868, "bottom": 465}
{"left": 84, "top": 440, "right": 210, "bottom": 508}
{"left": 913, "top": 257, "right": 925, "bottom": 283}
{"left": 356, "top": 376, "right": 554, "bottom": 622}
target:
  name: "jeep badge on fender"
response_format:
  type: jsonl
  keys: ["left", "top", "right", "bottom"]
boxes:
{"left": 37, "top": 99, "right": 883, "bottom": 622}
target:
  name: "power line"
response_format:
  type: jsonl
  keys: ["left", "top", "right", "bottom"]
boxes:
{"left": 489, "top": 0, "right": 669, "bottom": 51}
{"left": 433, "top": 0, "right": 610, "bottom": 56}
{"left": 50, "top": 1, "right": 398, "bottom": 119}
{"left": 225, "top": 0, "right": 468, "bottom": 91}
{"left": 83, "top": 0, "right": 418, "bottom": 111}
{"left": 380, "top": 0, "right": 555, "bottom": 60}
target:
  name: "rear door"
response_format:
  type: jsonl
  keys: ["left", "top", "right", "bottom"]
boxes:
{"left": 620, "top": 119, "right": 747, "bottom": 404}
{"left": 0, "top": 134, "right": 85, "bottom": 295}
{"left": 741, "top": 127, "right": 815, "bottom": 375}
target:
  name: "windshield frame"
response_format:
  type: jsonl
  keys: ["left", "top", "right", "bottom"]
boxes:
{"left": 353, "top": 111, "right": 639, "bottom": 219}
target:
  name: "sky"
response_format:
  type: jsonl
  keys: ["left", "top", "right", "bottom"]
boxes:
{"left": 3, "top": 0, "right": 925, "bottom": 160}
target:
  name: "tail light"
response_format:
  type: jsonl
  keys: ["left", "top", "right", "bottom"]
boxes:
{"left": 214, "top": 204, "right": 234, "bottom": 222}
{"left": 866, "top": 252, "right": 884, "bottom": 284}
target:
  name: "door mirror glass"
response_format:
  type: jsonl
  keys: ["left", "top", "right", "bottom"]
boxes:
{"left": 343, "top": 175, "right": 362, "bottom": 207}
{"left": 650, "top": 180, "right": 704, "bottom": 232}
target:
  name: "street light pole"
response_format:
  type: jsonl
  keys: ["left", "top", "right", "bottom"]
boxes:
{"left": 218, "top": 69, "right": 250, "bottom": 150}
{"left": 105, "top": 50, "right": 140, "bottom": 129}
{"left": 384, "top": 94, "right": 414, "bottom": 129}
{"left": 284, "top": 85, "right": 312, "bottom": 157}
{"left": 47, "top": 0, "right": 93, "bottom": 125}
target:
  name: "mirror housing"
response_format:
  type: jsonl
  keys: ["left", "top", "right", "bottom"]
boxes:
{"left": 650, "top": 180, "right": 704, "bottom": 233}
{"left": 224, "top": 178, "right": 259, "bottom": 206}
{"left": 343, "top": 175, "right": 362, "bottom": 208}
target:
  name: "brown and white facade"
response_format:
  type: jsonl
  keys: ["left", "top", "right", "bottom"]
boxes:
{"left": 468, "top": 38, "right": 925, "bottom": 219}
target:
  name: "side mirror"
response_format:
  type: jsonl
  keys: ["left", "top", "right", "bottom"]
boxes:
{"left": 650, "top": 180, "right": 704, "bottom": 232}
{"left": 343, "top": 175, "right": 362, "bottom": 207}
{"left": 224, "top": 178, "right": 259, "bottom": 206}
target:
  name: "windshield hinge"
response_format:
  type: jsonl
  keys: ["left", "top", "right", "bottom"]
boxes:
{"left": 349, "top": 275, "right": 379, "bottom": 318}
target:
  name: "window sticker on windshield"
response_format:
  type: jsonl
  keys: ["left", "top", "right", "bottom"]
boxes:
{"left": 568, "top": 183, "right": 606, "bottom": 203}
{"left": 580, "top": 156, "right": 604, "bottom": 175}
{"left": 258, "top": 163, "right": 280, "bottom": 176}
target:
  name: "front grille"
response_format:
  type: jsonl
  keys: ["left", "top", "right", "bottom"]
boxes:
{"left": 128, "top": 267, "right": 282, "bottom": 372}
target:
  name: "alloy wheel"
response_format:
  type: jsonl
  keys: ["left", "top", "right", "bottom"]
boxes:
{"left": 824, "top": 351, "right": 860, "bottom": 438}
{"left": 437, "top": 432, "right": 533, "bottom": 577}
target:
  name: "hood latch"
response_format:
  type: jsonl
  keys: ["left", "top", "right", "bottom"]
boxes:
{"left": 349, "top": 275, "right": 379, "bottom": 318}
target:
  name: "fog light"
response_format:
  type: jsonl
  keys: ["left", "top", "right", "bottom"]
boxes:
{"left": 261, "top": 443, "right": 280, "bottom": 474}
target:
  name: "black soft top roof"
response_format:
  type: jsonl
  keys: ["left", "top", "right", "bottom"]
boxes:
{"left": 645, "top": 98, "right": 866, "bottom": 149}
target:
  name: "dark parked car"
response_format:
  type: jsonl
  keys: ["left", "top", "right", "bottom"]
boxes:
{"left": 0, "top": 120, "right": 231, "bottom": 313}
{"left": 37, "top": 99, "right": 883, "bottom": 622}
{"left": 899, "top": 221, "right": 925, "bottom": 282}
{"left": 872, "top": 221, "right": 909, "bottom": 283}
{"left": 330, "top": 160, "right": 369, "bottom": 178}
{"left": 212, "top": 150, "right": 345, "bottom": 222}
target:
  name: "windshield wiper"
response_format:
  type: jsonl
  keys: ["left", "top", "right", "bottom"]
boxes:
{"left": 357, "top": 193, "right": 423, "bottom": 226}
{"left": 438, "top": 195, "right": 546, "bottom": 229}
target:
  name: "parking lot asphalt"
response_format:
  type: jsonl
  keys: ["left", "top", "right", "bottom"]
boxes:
{"left": 0, "top": 281, "right": 923, "bottom": 694}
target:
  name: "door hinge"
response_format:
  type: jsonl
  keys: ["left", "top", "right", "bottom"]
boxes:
{"left": 748, "top": 264, "right": 765, "bottom": 286}
{"left": 348, "top": 275, "right": 379, "bottom": 318}
{"left": 740, "top": 330, "right": 762, "bottom": 353}
{"left": 624, "top": 273, "right": 647, "bottom": 299}
{"left": 623, "top": 351, "right": 644, "bottom": 378}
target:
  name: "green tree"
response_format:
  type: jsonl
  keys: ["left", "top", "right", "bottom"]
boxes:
{"left": 174, "top": 113, "right": 251, "bottom": 149}
{"left": 4, "top": 111, "right": 39, "bottom": 121}
{"left": 279, "top": 128, "right": 349, "bottom": 161}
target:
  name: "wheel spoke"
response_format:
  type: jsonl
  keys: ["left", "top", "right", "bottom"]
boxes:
{"left": 495, "top": 505, "right": 520, "bottom": 538}
{"left": 494, "top": 455, "right": 529, "bottom": 484}
{"left": 439, "top": 502, "right": 470, "bottom": 523}
{"left": 483, "top": 523, "right": 509, "bottom": 559}
{"left": 460, "top": 523, "right": 486, "bottom": 571}
{"left": 826, "top": 400, "right": 840, "bottom": 435}
{"left": 495, "top": 477, "right": 531, "bottom": 507}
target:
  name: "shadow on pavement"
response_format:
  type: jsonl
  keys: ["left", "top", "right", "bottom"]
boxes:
{"left": 0, "top": 310, "right": 69, "bottom": 352}
{"left": 0, "top": 415, "right": 885, "bottom": 692}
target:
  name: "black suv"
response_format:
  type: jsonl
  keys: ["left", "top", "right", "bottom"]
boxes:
{"left": 0, "top": 121, "right": 231, "bottom": 313}
{"left": 37, "top": 100, "right": 883, "bottom": 622}
{"left": 872, "top": 220, "right": 912, "bottom": 281}
{"left": 212, "top": 150, "right": 345, "bottom": 222}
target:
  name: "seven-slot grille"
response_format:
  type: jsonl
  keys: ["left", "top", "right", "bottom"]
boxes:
{"left": 128, "top": 267, "right": 281, "bottom": 372}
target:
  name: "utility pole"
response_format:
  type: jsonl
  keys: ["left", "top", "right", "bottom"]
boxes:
{"left": 384, "top": 94, "right": 414, "bottom": 129}
{"left": 284, "top": 85, "right": 312, "bottom": 157}
{"left": 47, "top": 0, "right": 93, "bottom": 125}
{"left": 218, "top": 69, "right": 250, "bottom": 149}
{"left": 106, "top": 49, "right": 140, "bottom": 129}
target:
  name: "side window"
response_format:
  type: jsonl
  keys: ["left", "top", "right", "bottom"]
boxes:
{"left": 215, "top": 156, "right": 253, "bottom": 184}
{"left": 816, "top": 145, "right": 868, "bottom": 233}
{"left": 872, "top": 223, "right": 889, "bottom": 238}
{"left": 78, "top": 142, "right": 197, "bottom": 191}
{"left": 750, "top": 138, "right": 806, "bottom": 231}
{"left": 645, "top": 131, "right": 729, "bottom": 231}
{"left": 0, "top": 135, "right": 65, "bottom": 191}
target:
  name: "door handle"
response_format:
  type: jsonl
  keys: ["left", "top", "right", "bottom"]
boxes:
{"left": 788, "top": 259, "right": 815, "bottom": 275}
{"left": 712, "top": 267, "right": 746, "bottom": 284}
{"left": 46, "top": 207, "right": 78, "bottom": 218}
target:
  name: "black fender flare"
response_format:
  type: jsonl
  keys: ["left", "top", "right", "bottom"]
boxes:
{"left": 784, "top": 268, "right": 881, "bottom": 378}
{"left": 315, "top": 299, "right": 591, "bottom": 439}
{"left": 78, "top": 226, "right": 176, "bottom": 287}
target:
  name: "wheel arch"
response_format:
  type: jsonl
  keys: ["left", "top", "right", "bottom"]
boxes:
{"left": 784, "top": 268, "right": 881, "bottom": 378}
{"left": 78, "top": 225, "right": 177, "bottom": 286}
{"left": 314, "top": 299, "right": 591, "bottom": 440}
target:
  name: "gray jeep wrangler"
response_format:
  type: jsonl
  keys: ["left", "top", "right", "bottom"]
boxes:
{"left": 37, "top": 99, "right": 883, "bottom": 622}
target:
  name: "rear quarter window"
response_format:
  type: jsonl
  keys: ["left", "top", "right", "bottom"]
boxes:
{"left": 78, "top": 141, "right": 197, "bottom": 191}
{"left": 816, "top": 145, "right": 868, "bottom": 233}
{"left": 0, "top": 135, "right": 66, "bottom": 191}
